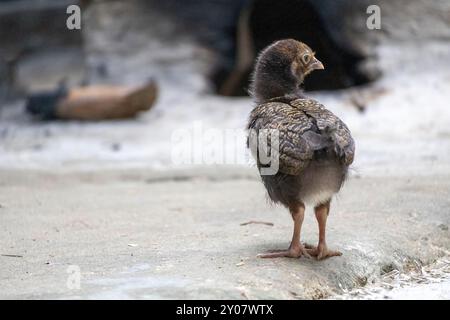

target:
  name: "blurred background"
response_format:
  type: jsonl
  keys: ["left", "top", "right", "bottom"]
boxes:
{"left": 0, "top": 0, "right": 449, "bottom": 171}
{"left": 0, "top": 0, "right": 449, "bottom": 300}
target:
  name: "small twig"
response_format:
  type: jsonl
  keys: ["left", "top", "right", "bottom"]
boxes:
{"left": 240, "top": 220, "right": 274, "bottom": 226}
{"left": 1, "top": 254, "right": 23, "bottom": 258}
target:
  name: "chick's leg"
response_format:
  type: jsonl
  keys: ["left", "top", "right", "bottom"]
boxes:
{"left": 258, "top": 203, "right": 310, "bottom": 259}
{"left": 306, "top": 201, "right": 342, "bottom": 260}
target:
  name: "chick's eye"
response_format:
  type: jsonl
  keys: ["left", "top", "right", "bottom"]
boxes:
{"left": 302, "top": 54, "right": 311, "bottom": 64}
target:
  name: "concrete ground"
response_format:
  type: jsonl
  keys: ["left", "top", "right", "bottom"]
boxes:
{"left": 0, "top": 167, "right": 449, "bottom": 299}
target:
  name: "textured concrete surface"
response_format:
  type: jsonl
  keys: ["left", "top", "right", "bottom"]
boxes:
{"left": 0, "top": 168, "right": 448, "bottom": 299}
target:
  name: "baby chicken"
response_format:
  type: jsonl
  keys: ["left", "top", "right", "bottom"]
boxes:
{"left": 247, "top": 39, "right": 355, "bottom": 260}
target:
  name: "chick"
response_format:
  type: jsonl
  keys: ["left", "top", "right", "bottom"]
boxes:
{"left": 247, "top": 39, "right": 355, "bottom": 260}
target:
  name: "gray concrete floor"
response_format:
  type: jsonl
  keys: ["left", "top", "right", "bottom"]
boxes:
{"left": 1, "top": 168, "right": 448, "bottom": 299}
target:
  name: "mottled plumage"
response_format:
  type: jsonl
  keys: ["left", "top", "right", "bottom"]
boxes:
{"left": 249, "top": 98, "right": 354, "bottom": 174}
{"left": 248, "top": 97, "right": 354, "bottom": 207}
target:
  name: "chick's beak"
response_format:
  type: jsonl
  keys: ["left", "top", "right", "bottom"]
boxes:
{"left": 310, "top": 58, "right": 324, "bottom": 71}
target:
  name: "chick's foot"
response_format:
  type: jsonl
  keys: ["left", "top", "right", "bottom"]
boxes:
{"left": 305, "top": 242, "right": 342, "bottom": 260}
{"left": 258, "top": 243, "right": 311, "bottom": 259}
